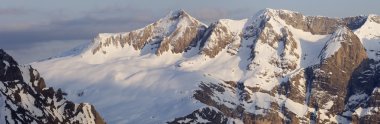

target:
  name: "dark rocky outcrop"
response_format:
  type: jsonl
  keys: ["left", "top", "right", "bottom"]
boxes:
{"left": 272, "top": 9, "right": 367, "bottom": 35}
{"left": 168, "top": 107, "right": 231, "bottom": 124}
{"left": 0, "top": 49, "right": 105, "bottom": 124}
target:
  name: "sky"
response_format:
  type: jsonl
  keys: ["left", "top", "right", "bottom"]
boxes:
{"left": 1, "top": 0, "right": 380, "bottom": 64}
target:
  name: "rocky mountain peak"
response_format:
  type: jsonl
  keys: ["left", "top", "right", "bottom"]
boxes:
{"left": 257, "top": 8, "right": 300, "bottom": 18}
{"left": 81, "top": 9, "right": 376, "bottom": 63}
{"left": 85, "top": 9, "right": 206, "bottom": 62}
{"left": 308, "top": 26, "right": 369, "bottom": 121}
{"left": 319, "top": 26, "right": 364, "bottom": 60}
{"left": 253, "top": 8, "right": 370, "bottom": 35}
{"left": 331, "top": 26, "right": 352, "bottom": 40}
{"left": 158, "top": 9, "right": 200, "bottom": 26}
{"left": 165, "top": 9, "right": 189, "bottom": 20}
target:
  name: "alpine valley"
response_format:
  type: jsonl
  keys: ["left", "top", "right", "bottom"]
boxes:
{"left": 3, "top": 8, "right": 379, "bottom": 123}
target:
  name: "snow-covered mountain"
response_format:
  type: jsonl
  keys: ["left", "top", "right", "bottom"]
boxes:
{"left": 0, "top": 49, "right": 105, "bottom": 124}
{"left": 32, "top": 9, "right": 380, "bottom": 123}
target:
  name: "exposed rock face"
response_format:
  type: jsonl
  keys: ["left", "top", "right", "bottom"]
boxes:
{"left": 348, "top": 60, "right": 380, "bottom": 124}
{"left": 169, "top": 10, "right": 380, "bottom": 124}
{"left": 272, "top": 9, "right": 367, "bottom": 35}
{"left": 157, "top": 11, "right": 206, "bottom": 54}
{"left": 201, "top": 19, "right": 246, "bottom": 58}
{"left": 168, "top": 107, "right": 234, "bottom": 124}
{"left": 90, "top": 10, "right": 206, "bottom": 56}
{"left": 307, "top": 26, "right": 369, "bottom": 122}
{"left": 0, "top": 49, "right": 105, "bottom": 124}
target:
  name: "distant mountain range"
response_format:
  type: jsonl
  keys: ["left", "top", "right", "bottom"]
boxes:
{"left": 1, "top": 8, "right": 379, "bottom": 123}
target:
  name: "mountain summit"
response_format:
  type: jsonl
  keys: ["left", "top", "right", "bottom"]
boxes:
{"left": 32, "top": 9, "right": 380, "bottom": 123}
{"left": 78, "top": 9, "right": 206, "bottom": 63}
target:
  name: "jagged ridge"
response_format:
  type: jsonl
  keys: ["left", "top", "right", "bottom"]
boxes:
{"left": 0, "top": 49, "right": 105, "bottom": 124}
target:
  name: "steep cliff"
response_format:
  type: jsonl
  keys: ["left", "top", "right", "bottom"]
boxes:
{"left": 0, "top": 49, "right": 105, "bottom": 124}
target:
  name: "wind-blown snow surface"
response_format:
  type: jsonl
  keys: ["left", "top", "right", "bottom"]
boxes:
{"left": 354, "top": 14, "right": 380, "bottom": 60}
{"left": 32, "top": 9, "right": 380, "bottom": 123}
{"left": 33, "top": 52, "right": 210, "bottom": 123}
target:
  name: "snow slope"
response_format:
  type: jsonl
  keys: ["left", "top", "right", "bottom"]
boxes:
{"left": 354, "top": 14, "right": 380, "bottom": 61}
